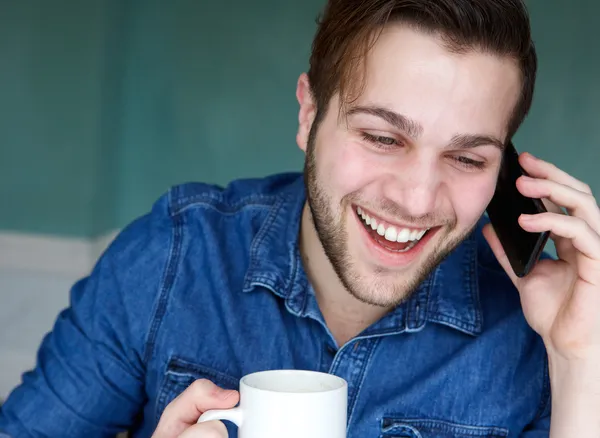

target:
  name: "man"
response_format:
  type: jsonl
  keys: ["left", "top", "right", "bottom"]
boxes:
{"left": 2, "top": 0, "right": 600, "bottom": 436}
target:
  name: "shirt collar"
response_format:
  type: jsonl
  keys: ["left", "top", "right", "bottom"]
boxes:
{"left": 242, "top": 174, "right": 306, "bottom": 299}
{"left": 243, "top": 173, "right": 484, "bottom": 337}
{"left": 408, "top": 229, "right": 483, "bottom": 336}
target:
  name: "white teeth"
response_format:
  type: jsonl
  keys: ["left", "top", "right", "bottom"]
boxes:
{"left": 358, "top": 208, "right": 373, "bottom": 226}
{"left": 396, "top": 228, "right": 411, "bottom": 243}
{"left": 384, "top": 226, "right": 397, "bottom": 242}
{"left": 357, "top": 207, "right": 429, "bottom": 243}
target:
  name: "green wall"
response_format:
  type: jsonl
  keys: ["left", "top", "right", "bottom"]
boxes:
{"left": 0, "top": 0, "right": 598, "bottom": 237}
{"left": 113, "top": 0, "right": 319, "bottom": 227}
{"left": 515, "top": 0, "right": 599, "bottom": 186}
{"left": 0, "top": 1, "right": 110, "bottom": 236}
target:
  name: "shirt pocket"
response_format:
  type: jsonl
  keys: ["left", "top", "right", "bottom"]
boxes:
{"left": 380, "top": 417, "right": 509, "bottom": 438}
{"left": 155, "top": 356, "right": 241, "bottom": 425}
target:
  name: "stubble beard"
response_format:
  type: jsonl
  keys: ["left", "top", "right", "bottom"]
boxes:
{"left": 302, "top": 126, "right": 475, "bottom": 308}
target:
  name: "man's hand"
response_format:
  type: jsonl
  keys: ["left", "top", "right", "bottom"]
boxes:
{"left": 152, "top": 379, "right": 239, "bottom": 438}
{"left": 483, "top": 151, "right": 600, "bottom": 436}
{"left": 483, "top": 152, "right": 600, "bottom": 360}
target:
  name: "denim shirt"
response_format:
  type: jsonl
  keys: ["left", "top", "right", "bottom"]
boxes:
{"left": 0, "top": 173, "right": 551, "bottom": 438}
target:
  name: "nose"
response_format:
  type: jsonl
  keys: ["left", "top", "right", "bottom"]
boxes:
{"left": 382, "top": 155, "right": 442, "bottom": 218}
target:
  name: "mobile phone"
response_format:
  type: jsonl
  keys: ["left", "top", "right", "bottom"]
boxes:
{"left": 486, "top": 142, "right": 550, "bottom": 278}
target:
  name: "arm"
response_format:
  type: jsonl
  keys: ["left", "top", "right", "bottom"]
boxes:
{"left": 0, "top": 198, "right": 173, "bottom": 437}
{"left": 547, "top": 354, "right": 600, "bottom": 437}
{"left": 523, "top": 354, "right": 600, "bottom": 437}
{"left": 483, "top": 152, "right": 600, "bottom": 437}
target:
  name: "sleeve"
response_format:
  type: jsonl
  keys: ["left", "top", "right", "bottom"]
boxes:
{"left": 520, "top": 357, "right": 551, "bottom": 437}
{"left": 0, "top": 195, "right": 174, "bottom": 438}
{"left": 520, "top": 415, "right": 550, "bottom": 437}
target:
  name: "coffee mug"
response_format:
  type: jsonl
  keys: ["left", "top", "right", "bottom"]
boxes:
{"left": 198, "top": 369, "right": 348, "bottom": 438}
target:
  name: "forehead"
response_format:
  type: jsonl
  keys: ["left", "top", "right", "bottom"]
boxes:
{"left": 355, "top": 25, "right": 522, "bottom": 141}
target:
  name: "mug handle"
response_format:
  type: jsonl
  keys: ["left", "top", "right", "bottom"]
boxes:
{"left": 197, "top": 406, "right": 244, "bottom": 428}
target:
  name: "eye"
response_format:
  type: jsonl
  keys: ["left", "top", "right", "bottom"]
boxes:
{"left": 361, "top": 132, "right": 401, "bottom": 150}
{"left": 453, "top": 156, "right": 486, "bottom": 170}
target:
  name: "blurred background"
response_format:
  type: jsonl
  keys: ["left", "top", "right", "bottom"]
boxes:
{"left": 0, "top": 0, "right": 598, "bottom": 399}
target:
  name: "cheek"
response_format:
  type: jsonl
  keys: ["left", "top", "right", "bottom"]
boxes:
{"left": 449, "top": 175, "right": 497, "bottom": 224}
{"left": 318, "top": 134, "right": 378, "bottom": 197}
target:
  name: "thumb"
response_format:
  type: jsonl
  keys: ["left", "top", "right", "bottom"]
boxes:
{"left": 153, "top": 379, "right": 239, "bottom": 438}
{"left": 482, "top": 222, "right": 520, "bottom": 287}
{"left": 179, "top": 420, "right": 229, "bottom": 438}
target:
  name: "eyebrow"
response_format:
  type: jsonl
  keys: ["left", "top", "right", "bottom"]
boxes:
{"left": 346, "top": 105, "right": 423, "bottom": 139}
{"left": 346, "top": 105, "right": 505, "bottom": 151}
{"left": 449, "top": 134, "right": 505, "bottom": 151}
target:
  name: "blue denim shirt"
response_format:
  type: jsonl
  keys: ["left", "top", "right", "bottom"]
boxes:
{"left": 0, "top": 173, "right": 550, "bottom": 438}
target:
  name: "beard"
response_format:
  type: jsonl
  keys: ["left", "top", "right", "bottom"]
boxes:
{"left": 302, "top": 124, "right": 476, "bottom": 308}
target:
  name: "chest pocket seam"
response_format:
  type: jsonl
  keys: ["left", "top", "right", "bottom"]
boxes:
{"left": 155, "top": 356, "right": 241, "bottom": 425}
{"left": 381, "top": 417, "right": 509, "bottom": 437}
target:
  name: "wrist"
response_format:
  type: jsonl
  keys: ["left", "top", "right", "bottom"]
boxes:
{"left": 547, "top": 347, "right": 600, "bottom": 387}
{"left": 548, "top": 351, "right": 600, "bottom": 400}
{"left": 547, "top": 351, "right": 600, "bottom": 437}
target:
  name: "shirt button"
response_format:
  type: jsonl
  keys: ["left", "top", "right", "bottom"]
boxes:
{"left": 326, "top": 345, "right": 337, "bottom": 355}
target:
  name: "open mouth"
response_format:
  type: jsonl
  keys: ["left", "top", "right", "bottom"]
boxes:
{"left": 355, "top": 206, "right": 433, "bottom": 253}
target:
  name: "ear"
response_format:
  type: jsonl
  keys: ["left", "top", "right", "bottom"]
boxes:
{"left": 295, "top": 73, "right": 317, "bottom": 153}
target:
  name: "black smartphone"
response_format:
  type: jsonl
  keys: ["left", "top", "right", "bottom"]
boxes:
{"left": 486, "top": 142, "right": 550, "bottom": 277}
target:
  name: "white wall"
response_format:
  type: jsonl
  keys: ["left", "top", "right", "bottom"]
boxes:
{"left": 0, "top": 232, "right": 116, "bottom": 401}
{"left": 0, "top": 268, "right": 74, "bottom": 400}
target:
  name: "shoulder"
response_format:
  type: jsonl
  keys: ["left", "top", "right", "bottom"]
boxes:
{"left": 166, "top": 172, "right": 303, "bottom": 216}
{"left": 86, "top": 172, "right": 303, "bottom": 351}
{"left": 102, "top": 172, "right": 303, "bottom": 266}
{"left": 96, "top": 171, "right": 304, "bottom": 295}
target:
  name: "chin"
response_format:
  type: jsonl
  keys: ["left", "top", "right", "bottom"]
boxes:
{"left": 342, "top": 254, "right": 431, "bottom": 307}
{"left": 344, "top": 224, "right": 464, "bottom": 307}
{"left": 347, "top": 276, "right": 417, "bottom": 307}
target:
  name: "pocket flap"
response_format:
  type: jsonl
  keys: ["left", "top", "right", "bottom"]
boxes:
{"left": 156, "top": 357, "right": 240, "bottom": 424}
{"left": 381, "top": 417, "right": 509, "bottom": 438}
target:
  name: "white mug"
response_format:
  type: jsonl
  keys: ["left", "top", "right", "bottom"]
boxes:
{"left": 198, "top": 369, "right": 348, "bottom": 438}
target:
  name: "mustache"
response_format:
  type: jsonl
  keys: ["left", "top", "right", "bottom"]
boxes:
{"left": 346, "top": 195, "right": 454, "bottom": 228}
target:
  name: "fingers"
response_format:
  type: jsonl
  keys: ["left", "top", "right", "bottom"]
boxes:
{"left": 519, "top": 213, "right": 600, "bottom": 261}
{"left": 153, "top": 379, "right": 239, "bottom": 438}
{"left": 541, "top": 198, "right": 565, "bottom": 216}
{"left": 482, "top": 223, "right": 521, "bottom": 285}
{"left": 516, "top": 153, "right": 600, "bottom": 261}
{"left": 519, "top": 152, "right": 593, "bottom": 195}
{"left": 178, "top": 420, "right": 228, "bottom": 438}
{"left": 517, "top": 176, "right": 600, "bottom": 233}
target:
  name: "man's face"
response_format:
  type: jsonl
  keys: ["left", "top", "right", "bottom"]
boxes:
{"left": 298, "top": 25, "right": 522, "bottom": 307}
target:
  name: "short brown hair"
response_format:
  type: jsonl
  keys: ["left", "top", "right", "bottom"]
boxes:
{"left": 307, "top": 0, "right": 537, "bottom": 141}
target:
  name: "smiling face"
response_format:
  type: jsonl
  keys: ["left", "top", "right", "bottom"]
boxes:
{"left": 298, "top": 25, "right": 522, "bottom": 307}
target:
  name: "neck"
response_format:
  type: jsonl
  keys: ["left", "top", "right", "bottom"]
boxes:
{"left": 299, "top": 203, "right": 390, "bottom": 346}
